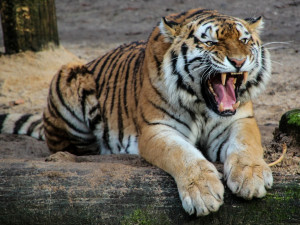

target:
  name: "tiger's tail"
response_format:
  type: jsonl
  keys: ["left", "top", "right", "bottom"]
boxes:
{"left": 0, "top": 113, "right": 45, "bottom": 140}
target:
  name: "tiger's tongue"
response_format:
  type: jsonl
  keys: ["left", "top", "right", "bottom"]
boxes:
{"left": 211, "top": 76, "right": 236, "bottom": 111}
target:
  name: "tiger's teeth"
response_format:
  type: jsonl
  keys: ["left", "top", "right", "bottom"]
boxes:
{"left": 243, "top": 71, "right": 248, "bottom": 84}
{"left": 221, "top": 73, "right": 226, "bottom": 86}
{"left": 209, "top": 86, "right": 216, "bottom": 95}
{"left": 208, "top": 80, "right": 216, "bottom": 96}
{"left": 232, "top": 101, "right": 240, "bottom": 110}
{"left": 219, "top": 102, "right": 224, "bottom": 112}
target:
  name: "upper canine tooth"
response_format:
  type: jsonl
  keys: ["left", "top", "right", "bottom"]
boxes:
{"left": 243, "top": 71, "right": 248, "bottom": 84}
{"left": 221, "top": 73, "right": 226, "bottom": 86}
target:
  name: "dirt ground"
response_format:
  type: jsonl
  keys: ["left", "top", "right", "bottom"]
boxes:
{"left": 0, "top": 0, "right": 299, "bottom": 179}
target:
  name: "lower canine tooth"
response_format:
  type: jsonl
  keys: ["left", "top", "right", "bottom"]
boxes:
{"left": 219, "top": 102, "right": 224, "bottom": 112}
{"left": 221, "top": 73, "right": 226, "bottom": 86}
{"left": 243, "top": 71, "right": 248, "bottom": 84}
{"left": 232, "top": 101, "right": 240, "bottom": 110}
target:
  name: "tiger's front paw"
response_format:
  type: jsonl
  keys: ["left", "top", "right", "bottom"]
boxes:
{"left": 176, "top": 160, "right": 224, "bottom": 216}
{"left": 224, "top": 153, "right": 273, "bottom": 200}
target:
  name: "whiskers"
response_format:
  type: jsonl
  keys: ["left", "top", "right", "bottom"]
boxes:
{"left": 262, "top": 41, "right": 293, "bottom": 50}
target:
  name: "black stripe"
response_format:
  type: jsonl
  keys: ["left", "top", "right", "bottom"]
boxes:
{"left": 197, "top": 14, "right": 216, "bottom": 26}
{"left": 125, "top": 136, "right": 131, "bottom": 153}
{"left": 89, "top": 105, "right": 99, "bottom": 116}
{"left": 123, "top": 52, "right": 137, "bottom": 117}
{"left": 107, "top": 48, "right": 127, "bottom": 83}
{"left": 97, "top": 46, "right": 126, "bottom": 100}
{"left": 110, "top": 59, "right": 125, "bottom": 114}
{"left": 44, "top": 116, "right": 96, "bottom": 144}
{"left": 43, "top": 117, "right": 68, "bottom": 137}
{"left": 206, "top": 122, "right": 221, "bottom": 140}
{"left": 38, "top": 126, "right": 44, "bottom": 140}
{"left": 102, "top": 116, "right": 112, "bottom": 153}
{"left": 138, "top": 50, "right": 145, "bottom": 87}
{"left": 188, "top": 56, "right": 204, "bottom": 64}
{"left": 85, "top": 58, "right": 97, "bottom": 68}
{"left": 211, "top": 122, "right": 233, "bottom": 162}
{"left": 188, "top": 30, "right": 194, "bottom": 39}
{"left": 140, "top": 110, "right": 188, "bottom": 139}
{"left": 102, "top": 49, "right": 127, "bottom": 102}
{"left": 148, "top": 75, "right": 168, "bottom": 104}
{"left": 170, "top": 50, "right": 197, "bottom": 96}
{"left": 0, "top": 114, "right": 8, "bottom": 131}
{"left": 117, "top": 91, "right": 124, "bottom": 147}
{"left": 187, "top": 9, "right": 205, "bottom": 19}
{"left": 179, "top": 99, "right": 196, "bottom": 121}
{"left": 216, "top": 132, "right": 231, "bottom": 162}
{"left": 172, "top": 10, "right": 188, "bottom": 19}
{"left": 181, "top": 43, "right": 194, "bottom": 82}
{"left": 101, "top": 85, "right": 113, "bottom": 153}
{"left": 95, "top": 45, "right": 123, "bottom": 84}
{"left": 205, "top": 26, "right": 212, "bottom": 34}
{"left": 81, "top": 89, "right": 95, "bottom": 122}
{"left": 153, "top": 54, "right": 161, "bottom": 72}
{"left": 13, "top": 114, "right": 32, "bottom": 134}
{"left": 66, "top": 66, "right": 90, "bottom": 83}
{"left": 66, "top": 68, "right": 77, "bottom": 83}
{"left": 56, "top": 71, "right": 83, "bottom": 123}
{"left": 109, "top": 44, "right": 140, "bottom": 114}
{"left": 88, "top": 54, "right": 106, "bottom": 73}
{"left": 46, "top": 97, "right": 58, "bottom": 118}
{"left": 170, "top": 50, "right": 178, "bottom": 73}
{"left": 255, "top": 46, "right": 265, "bottom": 86}
{"left": 27, "top": 119, "right": 42, "bottom": 136}
{"left": 96, "top": 47, "right": 124, "bottom": 98}
{"left": 149, "top": 100, "right": 191, "bottom": 131}
{"left": 176, "top": 74, "right": 196, "bottom": 96}
{"left": 193, "top": 36, "right": 201, "bottom": 44}
{"left": 153, "top": 33, "right": 161, "bottom": 41}
{"left": 133, "top": 50, "right": 145, "bottom": 107}
{"left": 195, "top": 45, "right": 204, "bottom": 51}
{"left": 89, "top": 113, "right": 101, "bottom": 131}
{"left": 48, "top": 88, "right": 90, "bottom": 135}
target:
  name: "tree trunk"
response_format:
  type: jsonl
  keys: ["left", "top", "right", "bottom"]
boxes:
{"left": 0, "top": 152, "right": 299, "bottom": 225}
{"left": 0, "top": 0, "right": 59, "bottom": 54}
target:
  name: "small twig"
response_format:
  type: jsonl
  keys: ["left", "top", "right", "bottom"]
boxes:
{"left": 268, "top": 143, "right": 287, "bottom": 167}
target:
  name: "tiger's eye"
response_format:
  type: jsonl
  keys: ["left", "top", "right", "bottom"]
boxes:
{"left": 241, "top": 38, "right": 249, "bottom": 44}
{"left": 206, "top": 41, "right": 213, "bottom": 46}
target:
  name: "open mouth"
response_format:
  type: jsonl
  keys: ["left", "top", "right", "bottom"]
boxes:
{"left": 203, "top": 72, "right": 248, "bottom": 116}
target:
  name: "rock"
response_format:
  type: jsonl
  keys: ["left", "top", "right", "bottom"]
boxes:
{"left": 279, "top": 109, "right": 300, "bottom": 144}
{"left": 0, "top": 154, "right": 299, "bottom": 225}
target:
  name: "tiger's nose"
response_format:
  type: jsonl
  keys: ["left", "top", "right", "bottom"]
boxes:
{"left": 228, "top": 57, "right": 246, "bottom": 68}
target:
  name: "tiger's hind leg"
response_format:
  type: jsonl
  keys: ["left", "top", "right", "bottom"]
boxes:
{"left": 43, "top": 63, "right": 101, "bottom": 155}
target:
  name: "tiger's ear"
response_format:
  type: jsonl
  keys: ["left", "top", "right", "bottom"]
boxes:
{"left": 244, "top": 16, "right": 264, "bottom": 33}
{"left": 159, "top": 17, "right": 179, "bottom": 42}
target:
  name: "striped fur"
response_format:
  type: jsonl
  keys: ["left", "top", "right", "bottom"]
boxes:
{"left": 0, "top": 113, "right": 44, "bottom": 140}
{"left": 0, "top": 8, "right": 273, "bottom": 216}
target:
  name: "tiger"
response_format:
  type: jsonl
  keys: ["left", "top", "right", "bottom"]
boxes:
{"left": 0, "top": 8, "right": 273, "bottom": 216}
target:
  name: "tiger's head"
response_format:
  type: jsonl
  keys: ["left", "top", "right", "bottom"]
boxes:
{"left": 151, "top": 9, "right": 271, "bottom": 117}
